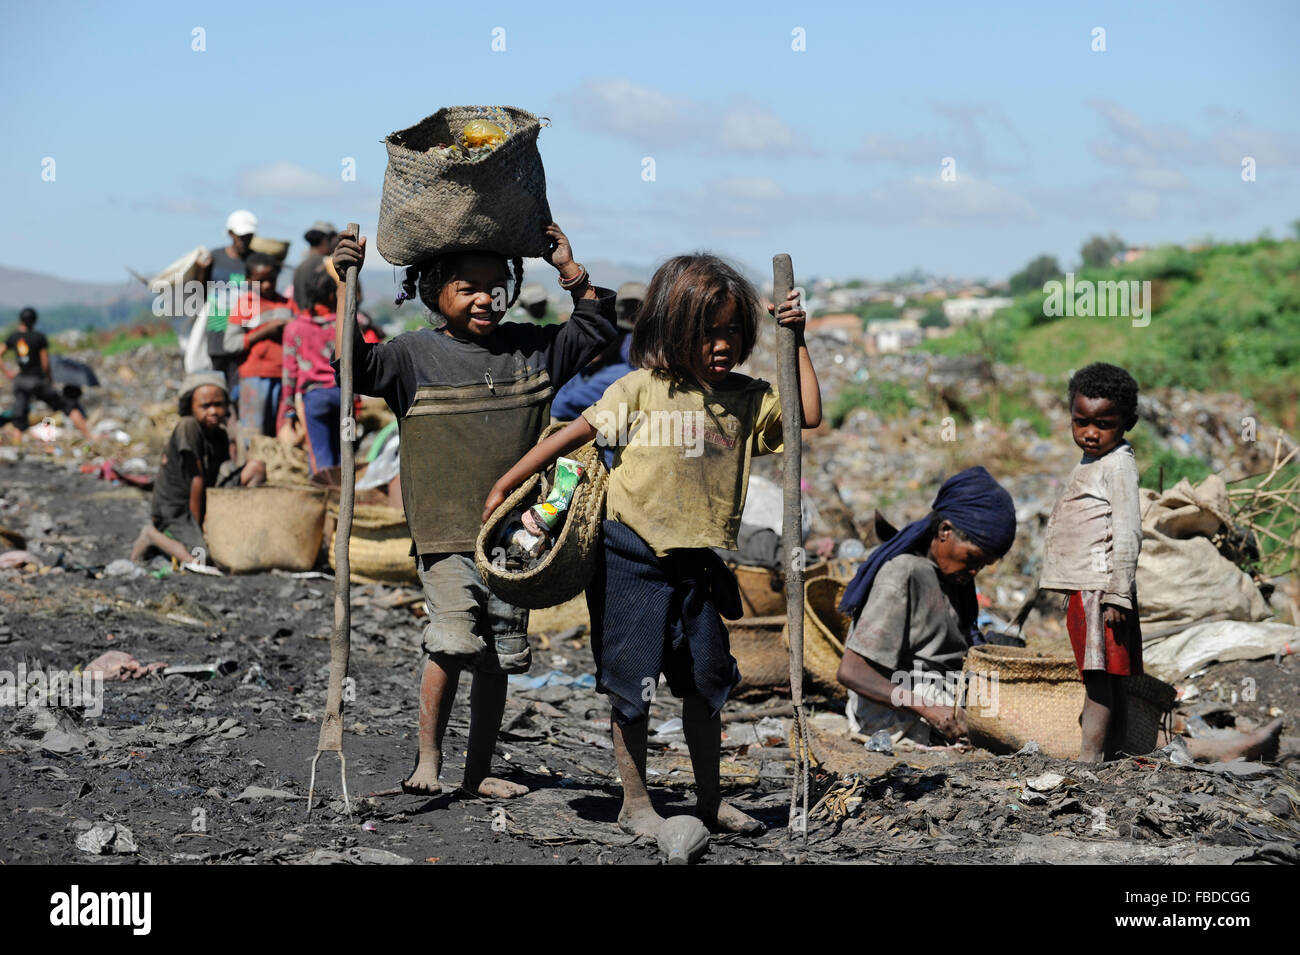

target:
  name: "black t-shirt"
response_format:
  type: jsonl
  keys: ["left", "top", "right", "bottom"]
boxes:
{"left": 209, "top": 247, "right": 246, "bottom": 285}
{"left": 151, "top": 417, "right": 230, "bottom": 526}
{"left": 207, "top": 247, "right": 248, "bottom": 368}
{"left": 5, "top": 329, "right": 49, "bottom": 378}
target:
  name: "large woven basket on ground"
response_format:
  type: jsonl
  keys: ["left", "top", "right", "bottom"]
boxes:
{"left": 730, "top": 615, "right": 790, "bottom": 695}
{"left": 377, "top": 105, "right": 552, "bottom": 266}
{"left": 206, "top": 486, "right": 326, "bottom": 573}
{"left": 787, "top": 576, "right": 852, "bottom": 698}
{"left": 730, "top": 559, "right": 830, "bottom": 617}
{"left": 328, "top": 503, "right": 418, "bottom": 586}
{"left": 475, "top": 438, "right": 608, "bottom": 609}
{"left": 963, "top": 644, "right": 1176, "bottom": 758}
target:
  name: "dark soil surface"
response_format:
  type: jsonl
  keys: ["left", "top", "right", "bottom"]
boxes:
{"left": 2, "top": 456, "right": 1298, "bottom": 865}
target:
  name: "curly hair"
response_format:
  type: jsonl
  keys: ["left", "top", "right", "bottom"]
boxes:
{"left": 398, "top": 251, "right": 523, "bottom": 323}
{"left": 629, "top": 252, "right": 761, "bottom": 389}
{"left": 1068, "top": 362, "right": 1139, "bottom": 424}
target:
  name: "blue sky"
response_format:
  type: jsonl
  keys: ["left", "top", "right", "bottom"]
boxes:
{"left": 2, "top": 0, "right": 1297, "bottom": 295}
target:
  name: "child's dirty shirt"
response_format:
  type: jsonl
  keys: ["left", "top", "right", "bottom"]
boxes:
{"left": 151, "top": 417, "right": 230, "bottom": 526}
{"left": 581, "top": 369, "right": 782, "bottom": 556}
{"left": 342, "top": 290, "right": 617, "bottom": 554}
{"left": 1040, "top": 441, "right": 1142, "bottom": 610}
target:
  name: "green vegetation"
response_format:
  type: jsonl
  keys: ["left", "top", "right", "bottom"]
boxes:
{"left": 98, "top": 328, "right": 178, "bottom": 356}
{"left": 1130, "top": 421, "right": 1212, "bottom": 491}
{"left": 1008, "top": 254, "right": 1062, "bottom": 295}
{"left": 0, "top": 301, "right": 151, "bottom": 336}
{"left": 1080, "top": 233, "right": 1126, "bottom": 269}
{"left": 919, "top": 304, "right": 948, "bottom": 328}
{"left": 923, "top": 238, "right": 1300, "bottom": 428}
{"left": 964, "top": 386, "right": 1053, "bottom": 438}
{"left": 854, "top": 299, "right": 900, "bottom": 322}
{"left": 828, "top": 379, "right": 917, "bottom": 427}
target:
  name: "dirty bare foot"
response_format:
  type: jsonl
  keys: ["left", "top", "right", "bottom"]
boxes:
{"left": 698, "top": 799, "right": 765, "bottom": 835}
{"left": 618, "top": 803, "right": 665, "bottom": 838}
{"left": 469, "top": 776, "right": 528, "bottom": 799}
{"left": 401, "top": 760, "right": 443, "bottom": 796}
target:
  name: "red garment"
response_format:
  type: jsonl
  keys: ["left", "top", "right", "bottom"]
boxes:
{"left": 282, "top": 304, "right": 339, "bottom": 403}
{"left": 1066, "top": 591, "right": 1143, "bottom": 676}
{"left": 230, "top": 288, "right": 293, "bottom": 379}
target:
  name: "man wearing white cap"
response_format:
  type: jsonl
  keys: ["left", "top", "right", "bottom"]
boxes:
{"left": 193, "top": 210, "right": 258, "bottom": 392}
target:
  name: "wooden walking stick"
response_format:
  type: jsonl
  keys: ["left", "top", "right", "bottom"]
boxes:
{"left": 307, "top": 221, "right": 361, "bottom": 817}
{"left": 773, "top": 253, "right": 809, "bottom": 841}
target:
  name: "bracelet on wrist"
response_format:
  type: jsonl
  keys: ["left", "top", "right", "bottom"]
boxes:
{"left": 558, "top": 265, "right": 588, "bottom": 290}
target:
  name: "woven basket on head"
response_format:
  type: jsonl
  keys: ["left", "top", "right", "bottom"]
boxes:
{"left": 475, "top": 436, "right": 607, "bottom": 609}
{"left": 205, "top": 486, "right": 326, "bottom": 573}
{"left": 377, "top": 105, "right": 552, "bottom": 266}
{"left": 328, "top": 503, "right": 418, "bottom": 586}
{"left": 962, "top": 644, "right": 1175, "bottom": 758}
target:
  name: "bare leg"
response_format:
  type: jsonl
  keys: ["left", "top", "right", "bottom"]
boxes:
{"left": 1103, "top": 674, "right": 1128, "bottom": 759}
{"left": 68, "top": 408, "right": 94, "bottom": 443}
{"left": 131, "top": 525, "right": 190, "bottom": 564}
{"left": 1079, "top": 671, "right": 1112, "bottom": 763}
{"left": 463, "top": 670, "right": 526, "bottom": 798}
{"left": 240, "top": 458, "right": 266, "bottom": 487}
{"left": 611, "top": 712, "right": 663, "bottom": 837}
{"left": 1179, "top": 718, "right": 1284, "bottom": 763}
{"left": 402, "top": 657, "right": 459, "bottom": 795}
{"left": 683, "top": 694, "right": 763, "bottom": 834}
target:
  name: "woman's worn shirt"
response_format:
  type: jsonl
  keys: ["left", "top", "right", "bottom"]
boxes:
{"left": 1040, "top": 440, "right": 1142, "bottom": 609}
{"left": 843, "top": 553, "right": 971, "bottom": 678}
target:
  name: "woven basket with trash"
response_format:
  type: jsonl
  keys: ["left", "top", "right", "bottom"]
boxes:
{"left": 475, "top": 430, "right": 608, "bottom": 609}
{"left": 377, "top": 105, "right": 552, "bottom": 266}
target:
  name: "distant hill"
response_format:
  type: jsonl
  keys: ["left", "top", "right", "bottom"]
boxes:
{"left": 0, "top": 264, "right": 153, "bottom": 334}
{"left": 0, "top": 264, "right": 151, "bottom": 309}
{"left": 922, "top": 238, "right": 1300, "bottom": 429}
{"left": 0, "top": 254, "right": 658, "bottom": 336}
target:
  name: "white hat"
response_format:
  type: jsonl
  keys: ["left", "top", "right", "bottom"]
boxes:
{"left": 226, "top": 209, "right": 258, "bottom": 236}
{"left": 518, "top": 283, "right": 548, "bottom": 307}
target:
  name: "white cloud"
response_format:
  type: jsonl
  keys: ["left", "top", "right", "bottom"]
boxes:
{"left": 853, "top": 103, "right": 1030, "bottom": 175}
{"left": 238, "top": 161, "right": 344, "bottom": 200}
{"left": 852, "top": 175, "right": 1038, "bottom": 227}
{"left": 561, "top": 78, "right": 694, "bottom": 142}
{"left": 717, "top": 99, "right": 813, "bottom": 155}
{"left": 1085, "top": 99, "right": 1300, "bottom": 169}
{"left": 557, "top": 80, "right": 813, "bottom": 155}
{"left": 716, "top": 177, "right": 784, "bottom": 200}
{"left": 852, "top": 131, "right": 945, "bottom": 165}
{"left": 124, "top": 195, "right": 220, "bottom": 217}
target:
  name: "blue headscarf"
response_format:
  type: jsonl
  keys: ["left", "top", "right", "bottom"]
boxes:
{"left": 838, "top": 466, "right": 1017, "bottom": 638}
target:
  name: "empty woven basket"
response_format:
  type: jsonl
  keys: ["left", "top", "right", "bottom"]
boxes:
{"left": 963, "top": 644, "right": 1175, "bottom": 758}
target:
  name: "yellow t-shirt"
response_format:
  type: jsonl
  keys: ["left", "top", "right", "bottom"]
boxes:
{"left": 582, "top": 368, "right": 783, "bottom": 556}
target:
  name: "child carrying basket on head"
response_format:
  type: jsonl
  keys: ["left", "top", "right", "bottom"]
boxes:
{"left": 485, "top": 253, "right": 821, "bottom": 836}
{"left": 332, "top": 224, "right": 617, "bottom": 798}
